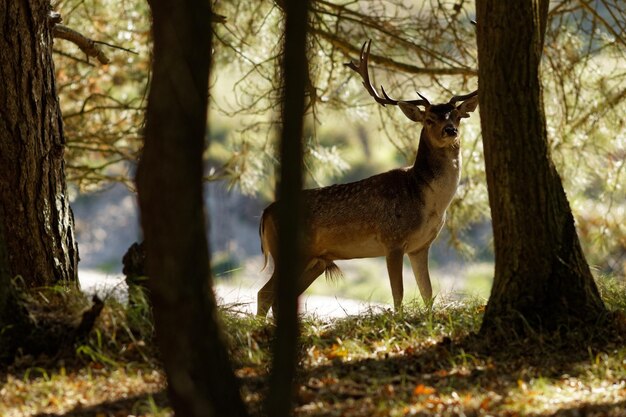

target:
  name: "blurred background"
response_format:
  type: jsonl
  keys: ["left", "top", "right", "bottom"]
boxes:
{"left": 55, "top": 0, "right": 625, "bottom": 305}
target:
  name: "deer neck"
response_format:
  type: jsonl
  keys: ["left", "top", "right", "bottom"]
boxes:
{"left": 411, "top": 130, "right": 461, "bottom": 186}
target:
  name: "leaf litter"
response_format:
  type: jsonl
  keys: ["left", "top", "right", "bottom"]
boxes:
{"left": 4, "top": 285, "right": 626, "bottom": 416}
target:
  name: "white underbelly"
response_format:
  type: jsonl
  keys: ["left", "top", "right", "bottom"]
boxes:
{"left": 325, "top": 235, "right": 387, "bottom": 259}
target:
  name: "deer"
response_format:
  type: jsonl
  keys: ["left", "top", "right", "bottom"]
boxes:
{"left": 256, "top": 40, "right": 478, "bottom": 317}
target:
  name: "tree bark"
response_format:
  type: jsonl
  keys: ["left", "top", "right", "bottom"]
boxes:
{"left": 266, "top": 2, "right": 310, "bottom": 417}
{"left": 0, "top": 205, "right": 33, "bottom": 362}
{"left": 0, "top": 0, "right": 78, "bottom": 286}
{"left": 136, "top": 1, "right": 247, "bottom": 417}
{"left": 476, "top": 0, "right": 607, "bottom": 337}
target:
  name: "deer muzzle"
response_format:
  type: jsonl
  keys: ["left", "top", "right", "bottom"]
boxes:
{"left": 443, "top": 125, "right": 458, "bottom": 137}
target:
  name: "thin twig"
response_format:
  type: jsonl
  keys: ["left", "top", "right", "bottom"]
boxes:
{"left": 52, "top": 24, "right": 110, "bottom": 64}
{"left": 92, "top": 40, "right": 138, "bottom": 55}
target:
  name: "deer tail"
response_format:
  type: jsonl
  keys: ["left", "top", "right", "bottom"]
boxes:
{"left": 324, "top": 262, "right": 343, "bottom": 283}
{"left": 259, "top": 209, "right": 269, "bottom": 271}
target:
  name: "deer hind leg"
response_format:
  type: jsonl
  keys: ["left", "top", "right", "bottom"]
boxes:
{"left": 296, "top": 258, "right": 329, "bottom": 297}
{"left": 386, "top": 250, "right": 404, "bottom": 310}
{"left": 257, "top": 273, "right": 276, "bottom": 317}
{"left": 272, "top": 259, "right": 328, "bottom": 316}
{"left": 257, "top": 258, "right": 328, "bottom": 317}
{"left": 408, "top": 247, "right": 433, "bottom": 306}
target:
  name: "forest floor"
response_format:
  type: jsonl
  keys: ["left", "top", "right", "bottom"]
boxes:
{"left": 2, "top": 278, "right": 626, "bottom": 417}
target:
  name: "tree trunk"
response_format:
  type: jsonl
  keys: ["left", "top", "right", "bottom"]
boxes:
{"left": 476, "top": 0, "right": 607, "bottom": 337}
{"left": 0, "top": 0, "right": 78, "bottom": 287}
{"left": 266, "top": 2, "right": 310, "bottom": 417}
{"left": 0, "top": 205, "right": 33, "bottom": 362}
{"left": 136, "top": 1, "right": 247, "bottom": 417}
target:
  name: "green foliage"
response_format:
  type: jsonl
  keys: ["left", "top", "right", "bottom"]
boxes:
{"left": 220, "top": 311, "right": 272, "bottom": 367}
{"left": 598, "top": 274, "right": 626, "bottom": 311}
{"left": 76, "top": 338, "right": 120, "bottom": 368}
{"left": 542, "top": 15, "right": 626, "bottom": 275}
{"left": 54, "top": 0, "right": 151, "bottom": 191}
{"left": 131, "top": 395, "right": 172, "bottom": 417}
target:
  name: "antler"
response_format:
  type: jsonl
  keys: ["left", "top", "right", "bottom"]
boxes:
{"left": 448, "top": 90, "right": 478, "bottom": 105}
{"left": 345, "top": 40, "right": 430, "bottom": 108}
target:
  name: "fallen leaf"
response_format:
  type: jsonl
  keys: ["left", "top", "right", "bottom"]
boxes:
{"left": 479, "top": 397, "right": 491, "bottom": 410}
{"left": 381, "top": 384, "right": 395, "bottom": 397}
{"left": 413, "top": 384, "right": 436, "bottom": 396}
{"left": 327, "top": 344, "right": 348, "bottom": 359}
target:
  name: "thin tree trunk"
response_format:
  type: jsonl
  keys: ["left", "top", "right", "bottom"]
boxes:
{"left": 266, "top": 2, "right": 310, "bottom": 416}
{"left": 0, "top": 0, "right": 78, "bottom": 287}
{"left": 136, "top": 1, "right": 247, "bottom": 416}
{"left": 476, "top": 0, "right": 607, "bottom": 337}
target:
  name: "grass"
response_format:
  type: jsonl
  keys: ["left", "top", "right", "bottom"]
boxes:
{"left": 2, "top": 277, "right": 626, "bottom": 416}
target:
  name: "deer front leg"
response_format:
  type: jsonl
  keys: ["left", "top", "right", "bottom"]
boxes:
{"left": 386, "top": 250, "right": 404, "bottom": 310}
{"left": 409, "top": 247, "right": 433, "bottom": 306}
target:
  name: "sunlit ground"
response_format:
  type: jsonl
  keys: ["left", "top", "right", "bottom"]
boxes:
{"left": 4, "top": 264, "right": 625, "bottom": 417}
{"left": 214, "top": 255, "right": 495, "bottom": 312}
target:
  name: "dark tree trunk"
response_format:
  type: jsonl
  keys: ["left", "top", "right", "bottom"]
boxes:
{"left": 0, "top": 205, "right": 33, "bottom": 362}
{"left": 476, "top": 0, "right": 607, "bottom": 337}
{"left": 0, "top": 0, "right": 78, "bottom": 287}
{"left": 266, "top": 2, "right": 310, "bottom": 417}
{"left": 136, "top": 1, "right": 247, "bottom": 417}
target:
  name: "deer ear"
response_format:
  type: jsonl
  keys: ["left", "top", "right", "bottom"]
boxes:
{"left": 398, "top": 102, "right": 426, "bottom": 122}
{"left": 457, "top": 95, "right": 479, "bottom": 118}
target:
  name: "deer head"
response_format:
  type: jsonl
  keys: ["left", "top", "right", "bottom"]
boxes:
{"left": 345, "top": 40, "right": 478, "bottom": 149}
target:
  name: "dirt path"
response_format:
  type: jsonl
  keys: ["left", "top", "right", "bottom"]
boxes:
{"left": 79, "top": 269, "right": 390, "bottom": 319}
{"left": 214, "top": 284, "right": 389, "bottom": 318}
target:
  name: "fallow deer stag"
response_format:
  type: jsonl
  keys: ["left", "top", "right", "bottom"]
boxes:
{"left": 257, "top": 40, "right": 478, "bottom": 316}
